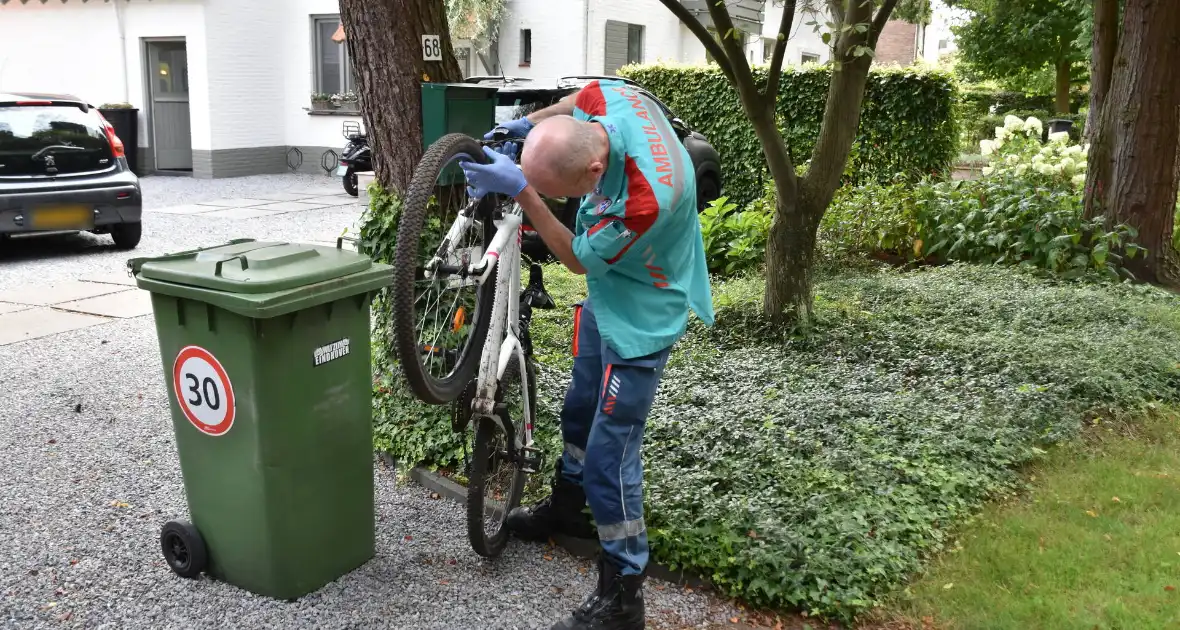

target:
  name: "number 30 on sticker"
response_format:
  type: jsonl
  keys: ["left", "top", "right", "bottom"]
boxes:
{"left": 172, "top": 345, "right": 236, "bottom": 436}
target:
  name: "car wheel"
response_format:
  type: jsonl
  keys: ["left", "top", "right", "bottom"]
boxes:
{"left": 696, "top": 174, "right": 720, "bottom": 211}
{"left": 111, "top": 222, "right": 142, "bottom": 250}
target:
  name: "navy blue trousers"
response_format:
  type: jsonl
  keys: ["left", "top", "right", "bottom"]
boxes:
{"left": 558, "top": 299, "right": 670, "bottom": 575}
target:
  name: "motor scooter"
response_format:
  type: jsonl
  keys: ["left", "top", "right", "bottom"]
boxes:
{"left": 337, "top": 122, "right": 371, "bottom": 197}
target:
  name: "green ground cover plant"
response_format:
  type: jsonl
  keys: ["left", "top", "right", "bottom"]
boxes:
{"left": 358, "top": 185, "right": 1180, "bottom": 620}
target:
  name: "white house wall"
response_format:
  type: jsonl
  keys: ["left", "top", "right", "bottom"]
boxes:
{"left": 497, "top": 0, "right": 588, "bottom": 78}
{"left": 749, "top": 2, "right": 831, "bottom": 66}
{"left": 191, "top": 0, "right": 286, "bottom": 177}
{"left": 498, "top": 0, "right": 710, "bottom": 79}
{"left": 0, "top": 0, "right": 211, "bottom": 170}
{"left": 584, "top": 0, "right": 695, "bottom": 72}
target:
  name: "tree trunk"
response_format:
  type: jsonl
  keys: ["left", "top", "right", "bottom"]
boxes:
{"left": 762, "top": 0, "right": 883, "bottom": 323}
{"left": 1084, "top": 0, "right": 1119, "bottom": 140}
{"left": 764, "top": 186, "right": 824, "bottom": 324}
{"left": 1053, "top": 59, "right": 1072, "bottom": 114}
{"left": 1083, "top": 0, "right": 1180, "bottom": 286}
{"left": 339, "top": 0, "right": 463, "bottom": 193}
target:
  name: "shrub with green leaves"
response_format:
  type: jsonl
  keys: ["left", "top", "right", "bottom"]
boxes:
{"left": 913, "top": 115, "right": 1144, "bottom": 279}
{"left": 817, "top": 115, "right": 1144, "bottom": 279}
{"left": 699, "top": 195, "right": 773, "bottom": 276}
{"left": 819, "top": 176, "right": 919, "bottom": 262}
{"left": 619, "top": 62, "right": 958, "bottom": 206}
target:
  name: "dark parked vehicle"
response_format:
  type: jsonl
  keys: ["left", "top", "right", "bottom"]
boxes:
{"left": 464, "top": 75, "right": 723, "bottom": 260}
{"left": 0, "top": 92, "right": 143, "bottom": 249}
{"left": 337, "top": 121, "right": 371, "bottom": 197}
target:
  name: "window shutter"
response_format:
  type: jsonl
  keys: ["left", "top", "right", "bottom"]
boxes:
{"left": 603, "top": 20, "right": 630, "bottom": 75}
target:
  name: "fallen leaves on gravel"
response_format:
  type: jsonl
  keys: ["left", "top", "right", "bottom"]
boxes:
{"left": 108, "top": 501, "right": 130, "bottom": 508}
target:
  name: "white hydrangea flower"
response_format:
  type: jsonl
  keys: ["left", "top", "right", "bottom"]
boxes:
{"left": 1072, "top": 173, "right": 1086, "bottom": 187}
{"left": 980, "top": 139, "right": 995, "bottom": 156}
{"left": 995, "top": 126, "right": 1009, "bottom": 141}
{"left": 1024, "top": 117, "right": 1043, "bottom": 135}
{"left": 1032, "top": 153, "right": 1047, "bottom": 164}
{"left": 1005, "top": 154, "right": 1020, "bottom": 165}
{"left": 1080, "top": 144, "right": 1090, "bottom": 157}
{"left": 981, "top": 166, "right": 994, "bottom": 176}
{"left": 1048, "top": 131, "right": 1069, "bottom": 144}
{"left": 1064, "top": 145, "right": 1084, "bottom": 158}
{"left": 1004, "top": 114, "right": 1024, "bottom": 130}
{"left": 1034, "top": 162, "right": 1053, "bottom": 176}
{"left": 1015, "top": 164, "right": 1029, "bottom": 176}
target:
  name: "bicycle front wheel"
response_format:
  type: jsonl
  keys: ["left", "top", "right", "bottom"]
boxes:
{"left": 393, "top": 133, "right": 496, "bottom": 404}
{"left": 467, "top": 358, "right": 533, "bottom": 558}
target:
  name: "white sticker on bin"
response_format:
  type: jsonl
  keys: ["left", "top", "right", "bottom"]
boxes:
{"left": 173, "top": 345, "right": 236, "bottom": 437}
{"left": 314, "top": 338, "right": 351, "bottom": 366}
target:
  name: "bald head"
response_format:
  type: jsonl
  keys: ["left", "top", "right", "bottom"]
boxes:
{"left": 521, "top": 115, "right": 610, "bottom": 199}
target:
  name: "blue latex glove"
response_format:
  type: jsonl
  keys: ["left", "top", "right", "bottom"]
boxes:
{"left": 461, "top": 144, "right": 527, "bottom": 199}
{"left": 483, "top": 117, "right": 534, "bottom": 140}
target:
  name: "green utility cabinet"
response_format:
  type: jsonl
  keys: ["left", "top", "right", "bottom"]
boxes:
{"left": 421, "top": 83, "right": 498, "bottom": 186}
{"left": 129, "top": 239, "right": 392, "bottom": 600}
{"left": 420, "top": 82, "right": 497, "bottom": 148}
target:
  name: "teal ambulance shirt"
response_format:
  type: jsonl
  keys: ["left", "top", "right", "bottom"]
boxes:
{"left": 570, "top": 79, "right": 715, "bottom": 359}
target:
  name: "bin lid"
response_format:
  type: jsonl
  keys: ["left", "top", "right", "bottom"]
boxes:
{"left": 135, "top": 240, "right": 373, "bottom": 294}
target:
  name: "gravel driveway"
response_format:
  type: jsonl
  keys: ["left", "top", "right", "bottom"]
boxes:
{"left": 0, "top": 175, "right": 741, "bottom": 629}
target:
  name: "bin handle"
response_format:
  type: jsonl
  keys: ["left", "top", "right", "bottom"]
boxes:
{"left": 337, "top": 236, "right": 359, "bottom": 250}
{"left": 214, "top": 255, "right": 249, "bottom": 276}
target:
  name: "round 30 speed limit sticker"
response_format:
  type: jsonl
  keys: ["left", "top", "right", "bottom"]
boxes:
{"left": 172, "top": 345, "right": 236, "bottom": 436}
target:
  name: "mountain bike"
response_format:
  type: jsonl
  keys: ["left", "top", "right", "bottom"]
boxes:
{"left": 392, "top": 131, "right": 556, "bottom": 557}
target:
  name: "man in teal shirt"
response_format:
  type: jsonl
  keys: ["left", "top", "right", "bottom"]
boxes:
{"left": 463, "top": 79, "right": 713, "bottom": 630}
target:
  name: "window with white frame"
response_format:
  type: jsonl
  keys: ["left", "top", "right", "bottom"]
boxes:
{"left": 312, "top": 16, "right": 355, "bottom": 95}
{"left": 801, "top": 51, "right": 821, "bottom": 64}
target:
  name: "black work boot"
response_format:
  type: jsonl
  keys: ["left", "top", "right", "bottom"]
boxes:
{"left": 506, "top": 459, "right": 595, "bottom": 540}
{"left": 551, "top": 556, "right": 646, "bottom": 630}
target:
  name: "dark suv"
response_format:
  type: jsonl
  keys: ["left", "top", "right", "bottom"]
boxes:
{"left": 465, "top": 75, "right": 722, "bottom": 259}
{"left": 0, "top": 92, "right": 143, "bottom": 249}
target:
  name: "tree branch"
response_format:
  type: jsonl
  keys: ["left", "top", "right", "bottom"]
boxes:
{"left": 827, "top": 0, "right": 845, "bottom": 26}
{"left": 654, "top": 0, "right": 738, "bottom": 83}
{"left": 705, "top": 0, "right": 758, "bottom": 93}
{"left": 869, "top": 0, "right": 900, "bottom": 48}
{"left": 765, "top": 0, "right": 798, "bottom": 104}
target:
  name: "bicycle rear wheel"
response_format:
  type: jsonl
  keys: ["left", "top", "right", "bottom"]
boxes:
{"left": 466, "top": 358, "right": 533, "bottom": 558}
{"left": 393, "top": 133, "right": 496, "bottom": 404}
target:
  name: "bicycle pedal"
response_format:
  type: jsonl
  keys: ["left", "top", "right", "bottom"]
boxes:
{"left": 520, "top": 445, "right": 543, "bottom": 473}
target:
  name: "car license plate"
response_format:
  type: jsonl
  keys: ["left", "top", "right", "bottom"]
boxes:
{"left": 336, "top": 165, "right": 349, "bottom": 177}
{"left": 31, "top": 205, "right": 93, "bottom": 230}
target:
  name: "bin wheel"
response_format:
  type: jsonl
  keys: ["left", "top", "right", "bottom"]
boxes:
{"left": 160, "top": 520, "right": 207, "bottom": 578}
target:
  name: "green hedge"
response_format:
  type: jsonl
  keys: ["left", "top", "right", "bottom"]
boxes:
{"left": 957, "top": 86, "right": 1087, "bottom": 118}
{"left": 618, "top": 62, "right": 958, "bottom": 206}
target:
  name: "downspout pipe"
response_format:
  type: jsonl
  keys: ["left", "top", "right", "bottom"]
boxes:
{"left": 115, "top": 0, "right": 130, "bottom": 103}
{"left": 583, "top": 0, "right": 590, "bottom": 73}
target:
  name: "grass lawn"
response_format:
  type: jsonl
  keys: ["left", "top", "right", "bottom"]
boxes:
{"left": 890, "top": 413, "right": 1180, "bottom": 630}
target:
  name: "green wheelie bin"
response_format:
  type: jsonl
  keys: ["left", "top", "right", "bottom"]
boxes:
{"left": 128, "top": 238, "right": 392, "bottom": 600}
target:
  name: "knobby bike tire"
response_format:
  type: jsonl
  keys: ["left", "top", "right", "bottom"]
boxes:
{"left": 467, "top": 358, "right": 535, "bottom": 558}
{"left": 393, "top": 133, "right": 495, "bottom": 405}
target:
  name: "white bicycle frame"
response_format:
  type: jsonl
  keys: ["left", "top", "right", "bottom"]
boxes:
{"left": 424, "top": 197, "right": 534, "bottom": 450}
